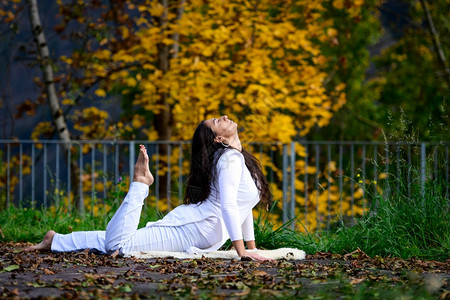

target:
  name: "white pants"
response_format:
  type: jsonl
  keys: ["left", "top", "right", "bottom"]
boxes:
{"left": 51, "top": 182, "right": 211, "bottom": 255}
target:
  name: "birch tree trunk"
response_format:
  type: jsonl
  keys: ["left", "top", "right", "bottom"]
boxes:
{"left": 27, "top": 0, "right": 70, "bottom": 144}
{"left": 26, "top": 0, "right": 83, "bottom": 213}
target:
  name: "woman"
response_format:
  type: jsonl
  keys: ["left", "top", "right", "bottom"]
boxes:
{"left": 25, "top": 115, "right": 272, "bottom": 261}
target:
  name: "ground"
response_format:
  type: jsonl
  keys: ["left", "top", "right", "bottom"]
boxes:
{"left": 0, "top": 243, "right": 448, "bottom": 299}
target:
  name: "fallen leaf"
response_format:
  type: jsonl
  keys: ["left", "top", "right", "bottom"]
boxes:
{"left": 2, "top": 265, "right": 19, "bottom": 272}
{"left": 344, "top": 248, "right": 370, "bottom": 260}
{"left": 350, "top": 278, "right": 365, "bottom": 285}
{"left": 111, "top": 250, "right": 120, "bottom": 258}
{"left": 9, "top": 288, "right": 20, "bottom": 296}
{"left": 120, "top": 285, "right": 132, "bottom": 292}
{"left": 310, "top": 252, "right": 333, "bottom": 259}
{"left": 252, "top": 270, "right": 269, "bottom": 276}
{"left": 234, "top": 286, "right": 251, "bottom": 296}
{"left": 44, "top": 268, "right": 55, "bottom": 275}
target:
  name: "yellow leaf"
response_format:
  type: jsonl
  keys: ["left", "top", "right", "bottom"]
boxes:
{"left": 127, "top": 77, "right": 137, "bottom": 87}
{"left": 131, "top": 117, "right": 142, "bottom": 129}
{"left": 327, "top": 28, "right": 338, "bottom": 37}
{"left": 62, "top": 98, "right": 74, "bottom": 105}
{"left": 95, "top": 89, "right": 106, "bottom": 98}
{"left": 149, "top": 3, "right": 165, "bottom": 17}
{"left": 60, "top": 56, "right": 73, "bottom": 64}
{"left": 332, "top": 0, "right": 345, "bottom": 9}
{"left": 162, "top": 38, "right": 175, "bottom": 45}
{"left": 122, "top": 27, "right": 129, "bottom": 39}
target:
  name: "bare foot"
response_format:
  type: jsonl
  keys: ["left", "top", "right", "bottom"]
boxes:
{"left": 133, "top": 144, "right": 154, "bottom": 186}
{"left": 24, "top": 230, "right": 56, "bottom": 252}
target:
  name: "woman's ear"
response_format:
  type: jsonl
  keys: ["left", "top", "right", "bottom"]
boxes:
{"left": 214, "top": 136, "right": 223, "bottom": 144}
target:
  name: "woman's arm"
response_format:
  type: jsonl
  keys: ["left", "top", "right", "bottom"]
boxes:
{"left": 242, "top": 211, "right": 256, "bottom": 249}
{"left": 246, "top": 240, "right": 256, "bottom": 250}
{"left": 240, "top": 213, "right": 270, "bottom": 259}
{"left": 218, "top": 151, "right": 272, "bottom": 261}
{"left": 218, "top": 152, "right": 245, "bottom": 242}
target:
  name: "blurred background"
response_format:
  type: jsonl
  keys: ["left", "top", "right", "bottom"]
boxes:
{"left": 0, "top": 0, "right": 448, "bottom": 231}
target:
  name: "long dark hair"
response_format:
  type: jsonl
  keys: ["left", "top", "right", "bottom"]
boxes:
{"left": 184, "top": 121, "right": 272, "bottom": 208}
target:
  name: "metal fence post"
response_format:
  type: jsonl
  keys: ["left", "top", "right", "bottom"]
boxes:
{"left": 19, "top": 144, "right": 23, "bottom": 205}
{"left": 43, "top": 143, "right": 47, "bottom": 209}
{"left": 327, "top": 144, "right": 331, "bottom": 231}
{"left": 56, "top": 143, "right": 60, "bottom": 206}
{"left": 420, "top": 142, "right": 426, "bottom": 196}
{"left": 32, "top": 143, "right": 35, "bottom": 208}
{"left": 167, "top": 143, "right": 172, "bottom": 210}
{"left": 155, "top": 144, "right": 160, "bottom": 209}
{"left": 361, "top": 145, "right": 366, "bottom": 214}
{"left": 6, "top": 143, "right": 10, "bottom": 209}
{"left": 282, "top": 144, "right": 288, "bottom": 223}
{"left": 373, "top": 145, "right": 378, "bottom": 212}
{"left": 304, "top": 144, "right": 308, "bottom": 229}
{"left": 446, "top": 145, "right": 449, "bottom": 199}
{"left": 79, "top": 144, "right": 84, "bottom": 213}
{"left": 179, "top": 143, "right": 183, "bottom": 205}
{"left": 350, "top": 144, "right": 354, "bottom": 220}
{"left": 67, "top": 143, "right": 71, "bottom": 211}
{"left": 91, "top": 143, "right": 95, "bottom": 214}
{"left": 338, "top": 144, "right": 343, "bottom": 217}
{"left": 103, "top": 144, "right": 107, "bottom": 199}
{"left": 384, "top": 144, "right": 389, "bottom": 200}
{"left": 115, "top": 142, "right": 119, "bottom": 204}
{"left": 315, "top": 144, "right": 320, "bottom": 229}
{"left": 129, "top": 141, "right": 135, "bottom": 182}
{"left": 290, "top": 142, "right": 296, "bottom": 229}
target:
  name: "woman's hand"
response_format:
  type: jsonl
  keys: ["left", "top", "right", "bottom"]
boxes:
{"left": 233, "top": 239, "right": 273, "bottom": 261}
{"left": 240, "top": 250, "right": 273, "bottom": 262}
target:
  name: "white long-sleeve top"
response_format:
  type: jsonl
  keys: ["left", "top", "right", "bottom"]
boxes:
{"left": 145, "top": 149, "right": 260, "bottom": 253}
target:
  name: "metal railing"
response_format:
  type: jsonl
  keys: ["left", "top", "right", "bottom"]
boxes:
{"left": 0, "top": 140, "right": 448, "bottom": 231}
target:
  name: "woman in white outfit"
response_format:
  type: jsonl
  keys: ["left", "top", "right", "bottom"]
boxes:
{"left": 25, "top": 115, "right": 272, "bottom": 261}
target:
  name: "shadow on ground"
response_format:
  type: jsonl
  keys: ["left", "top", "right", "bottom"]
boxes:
{"left": 0, "top": 243, "right": 448, "bottom": 299}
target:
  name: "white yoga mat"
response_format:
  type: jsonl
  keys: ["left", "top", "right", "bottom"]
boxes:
{"left": 126, "top": 247, "right": 305, "bottom": 260}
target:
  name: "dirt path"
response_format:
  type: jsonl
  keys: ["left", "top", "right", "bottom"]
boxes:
{"left": 0, "top": 243, "right": 448, "bottom": 299}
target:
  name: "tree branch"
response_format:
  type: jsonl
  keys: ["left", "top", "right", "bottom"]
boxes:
{"left": 342, "top": 106, "right": 382, "bottom": 131}
{"left": 419, "top": 0, "right": 450, "bottom": 88}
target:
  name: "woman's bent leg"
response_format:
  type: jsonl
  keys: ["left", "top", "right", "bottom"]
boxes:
{"left": 51, "top": 231, "right": 106, "bottom": 253}
{"left": 104, "top": 182, "right": 149, "bottom": 254}
{"left": 119, "top": 223, "right": 212, "bottom": 255}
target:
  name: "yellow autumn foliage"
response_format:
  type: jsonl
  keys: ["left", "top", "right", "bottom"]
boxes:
{"left": 77, "top": 0, "right": 346, "bottom": 144}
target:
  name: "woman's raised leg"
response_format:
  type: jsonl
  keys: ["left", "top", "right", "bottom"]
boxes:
{"left": 104, "top": 144, "right": 154, "bottom": 254}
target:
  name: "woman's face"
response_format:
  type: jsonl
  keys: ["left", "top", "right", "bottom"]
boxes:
{"left": 204, "top": 115, "right": 238, "bottom": 138}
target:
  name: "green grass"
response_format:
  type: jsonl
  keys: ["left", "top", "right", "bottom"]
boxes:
{"left": 252, "top": 170, "right": 449, "bottom": 261}
{"left": 252, "top": 207, "right": 334, "bottom": 254}
{"left": 328, "top": 175, "right": 449, "bottom": 261}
